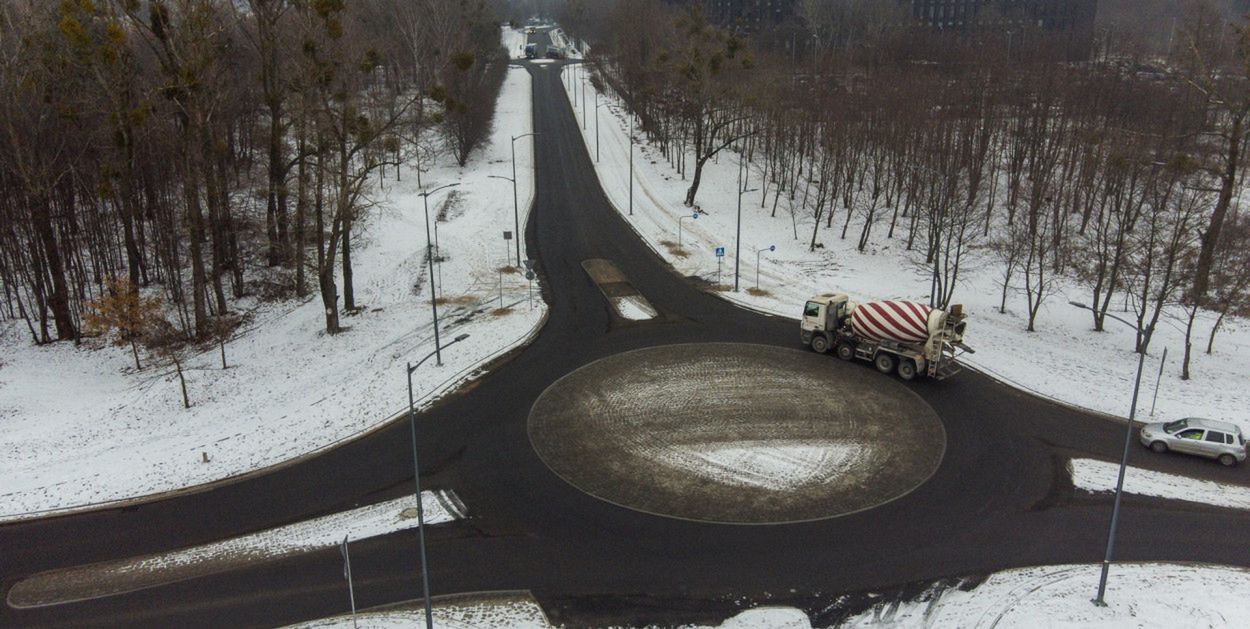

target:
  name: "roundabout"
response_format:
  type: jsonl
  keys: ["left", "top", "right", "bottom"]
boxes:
{"left": 527, "top": 343, "right": 947, "bottom": 523}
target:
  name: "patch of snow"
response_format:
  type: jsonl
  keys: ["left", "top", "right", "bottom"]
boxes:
{"left": 0, "top": 52, "right": 543, "bottom": 522}
{"left": 611, "top": 294, "right": 658, "bottom": 320}
{"left": 8, "top": 491, "right": 463, "bottom": 608}
{"left": 502, "top": 26, "right": 528, "bottom": 60}
{"left": 708, "top": 607, "right": 812, "bottom": 629}
{"left": 840, "top": 563, "right": 1250, "bottom": 628}
{"left": 141, "top": 490, "right": 460, "bottom": 572}
{"left": 562, "top": 70, "right": 1250, "bottom": 436}
{"left": 276, "top": 563, "right": 1250, "bottom": 628}
{"left": 286, "top": 593, "right": 549, "bottom": 629}
{"left": 653, "top": 440, "right": 871, "bottom": 491}
{"left": 1070, "top": 458, "right": 1250, "bottom": 510}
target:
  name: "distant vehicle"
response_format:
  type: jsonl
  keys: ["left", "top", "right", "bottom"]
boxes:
{"left": 801, "top": 292, "right": 972, "bottom": 380}
{"left": 1139, "top": 418, "right": 1247, "bottom": 467}
{"left": 525, "top": 43, "right": 537, "bottom": 59}
{"left": 545, "top": 46, "right": 565, "bottom": 60}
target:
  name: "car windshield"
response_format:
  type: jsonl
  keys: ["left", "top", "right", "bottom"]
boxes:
{"left": 1163, "top": 419, "right": 1188, "bottom": 433}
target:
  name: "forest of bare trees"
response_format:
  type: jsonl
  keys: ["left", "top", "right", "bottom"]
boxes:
{"left": 0, "top": 0, "right": 507, "bottom": 347}
{"left": 580, "top": 0, "right": 1250, "bottom": 378}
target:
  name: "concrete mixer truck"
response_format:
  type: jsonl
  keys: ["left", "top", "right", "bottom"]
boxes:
{"left": 800, "top": 293, "right": 973, "bottom": 380}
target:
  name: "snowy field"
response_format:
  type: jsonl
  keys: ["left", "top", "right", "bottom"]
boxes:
{"left": 563, "top": 72, "right": 1250, "bottom": 434}
{"left": 839, "top": 563, "right": 1250, "bottom": 628}
{"left": 1071, "top": 458, "right": 1250, "bottom": 510}
{"left": 288, "top": 562, "right": 1250, "bottom": 629}
{"left": 288, "top": 593, "right": 551, "bottom": 629}
{"left": 0, "top": 31, "right": 542, "bottom": 521}
{"left": 8, "top": 491, "right": 463, "bottom": 608}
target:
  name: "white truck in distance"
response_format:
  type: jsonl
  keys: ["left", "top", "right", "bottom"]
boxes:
{"left": 800, "top": 293, "right": 973, "bottom": 380}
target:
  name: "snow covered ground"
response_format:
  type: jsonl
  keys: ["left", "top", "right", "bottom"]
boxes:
{"left": 288, "top": 593, "right": 550, "bottom": 629}
{"left": 0, "top": 30, "right": 542, "bottom": 522}
{"left": 840, "top": 563, "right": 1250, "bottom": 628}
{"left": 8, "top": 491, "right": 463, "bottom": 608}
{"left": 284, "top": 563, "right": 1250, "bottom": 629}
{"left": 563, "top": 72, "right": 1250, "bottom": 434}
{"left": 1070, "top": 458, "right": 1250, "bottom": 510}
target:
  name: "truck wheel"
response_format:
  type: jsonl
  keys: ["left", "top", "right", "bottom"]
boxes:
{"left": 897, "top": 359, "right": 917, "bottom": 381}
{"left": 1219, "top": 453, "right": 1237, "bottom": 467}
{"left": 1150, "top": 441, "right": 1168, "bottom": 454}
{"left": 836, "top": 344, "right": 855, "bottom": 361}
{"left": 810, "top": 335, "right": 830, "bottom": 354}
{"left": 874, "top": 353, "right": 896, "bottom": 375}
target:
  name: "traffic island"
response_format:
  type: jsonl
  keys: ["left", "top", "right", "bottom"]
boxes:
{"left": 527, "top": 343, "right": 946, "bottom": 523}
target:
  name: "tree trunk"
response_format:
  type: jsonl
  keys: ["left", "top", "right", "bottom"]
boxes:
{"left": 1192, "top": 115, "right": 1242, "bottom": 301}
{"left": 31, "top": 195, "right": 76, "bottom": 340}
{"left": 342, "top": 216, "right": 354, "bottom": 311}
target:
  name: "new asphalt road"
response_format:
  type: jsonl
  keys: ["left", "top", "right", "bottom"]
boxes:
{"left": 4, "top": 29, "right": 1250, "bottom": 628}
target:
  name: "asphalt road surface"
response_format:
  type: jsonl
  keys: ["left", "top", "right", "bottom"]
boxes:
{"left": 3, "top": 28, "right": 1250, "bottom": 628}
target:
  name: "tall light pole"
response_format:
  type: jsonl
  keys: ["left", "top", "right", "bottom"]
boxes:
{"left": 405, "top": 333, "right": 470, "bottom": 629}
{"left": 755, "top": 245, "right": 775, "bottom": 290}
{"left": 419, "top": 183, "right": 459, "bottom": 365}
{"left": 506, "top": 133, "right": 539, "bottom": 265}
{"left": 581, "top": 66, "right": 587, "bottom": 130}
{"left": 594, "top": 92, "right": 604, "bottom": 163}
{"left": 734, "top": 146, "right": 759, "bottom": 292}
{"left": 1069, "top": 301, "right": 1151, "bottom": 607}
{"left": 628, "top": 114, "right": 634, "bottom": 216}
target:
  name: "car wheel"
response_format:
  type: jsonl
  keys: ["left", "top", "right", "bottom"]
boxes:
{"left": 1150, "top": 441, "right": 1168, "bottom": 454}
{"left": 1219, "top": 453, "right": 1237, "bottom": 467}
{"left": 810, "top": 335, "right": 830, "bottom": 354}
{"left": 836, "top": 343, "right": 855, "bottom": 361}
{"left": 874, "top": 353, "right": 896, "bottom": 375}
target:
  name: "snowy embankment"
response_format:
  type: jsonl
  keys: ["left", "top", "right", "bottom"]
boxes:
{"left": 0, "top": 31, "right": 541, "bottom": 522}
{"left": 839, "top": 563, "right": 1250, "bottom": 628}
{"left": 562, "top": 70, "right": 1250, "bottom": 433}
{"left": 1070, "top": 458, "right": 1250, "bottom": 510}
{"left": 8, "top": 491, "right": 463, "bottom": 609}
{"left": 284, "top": 562, "right": 1250, "bottom": 629}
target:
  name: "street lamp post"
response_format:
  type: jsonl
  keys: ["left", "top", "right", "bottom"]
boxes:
{"left": 628, "top": 114, "right": 634, "bottom": 216}
{"left": 678, "top": 211, "right": 698, "bottom": 247}
{"left": 594, "top": 92, "right": 603, "bottom": 163}
{"left": 505, "top": 134, "right": 538, "bottom": 265}
{"left": 418, "top": 183, "right": 460, "bottom": 365}
{"left": 755, "top": 245, "right": 775, "bottom": 290}
{"left": 405, "top": 333, "right": 470, "bottom": 629}
{"left": 581, "top": 67, "right": 587, "bottom": 130}
{"left": 1069, "top": 301, "right": 1151, "bottom": 607}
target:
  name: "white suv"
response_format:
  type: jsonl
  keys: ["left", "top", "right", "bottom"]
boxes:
{"left": 1139, "top": 418, "right": 1247, "bottom": 467}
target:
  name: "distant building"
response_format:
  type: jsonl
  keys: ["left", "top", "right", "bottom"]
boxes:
{"left": 687, "top": 0, "right": 798, "bottom": 31}
{"left": 908, "top": 1, "right": 1099, "bottom": 58}
{"left": 672, "top": 0, "right": 1099, "bottom": 59}
{"left": 909, "top": 0, "right": 1098, "bottom": 32}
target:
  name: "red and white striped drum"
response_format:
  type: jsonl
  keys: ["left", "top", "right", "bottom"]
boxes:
{"left": 850, "top": 300, "right": 932, "bottom": 345}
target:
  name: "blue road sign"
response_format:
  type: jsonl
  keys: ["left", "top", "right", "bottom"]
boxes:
{"left": 715, "top": 247, "right": 725, "bottom": 257}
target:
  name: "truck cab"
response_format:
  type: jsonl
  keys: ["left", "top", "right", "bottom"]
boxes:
{"left": 800, "top": 293, "right": 850, "bottom": 353}
{"left": 524, "top": 43, "right": 537, "bottom": 59}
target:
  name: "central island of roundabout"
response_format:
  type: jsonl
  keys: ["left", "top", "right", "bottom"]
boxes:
{"left": 527, "top": 343, "right": 947, "bottom": 524}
